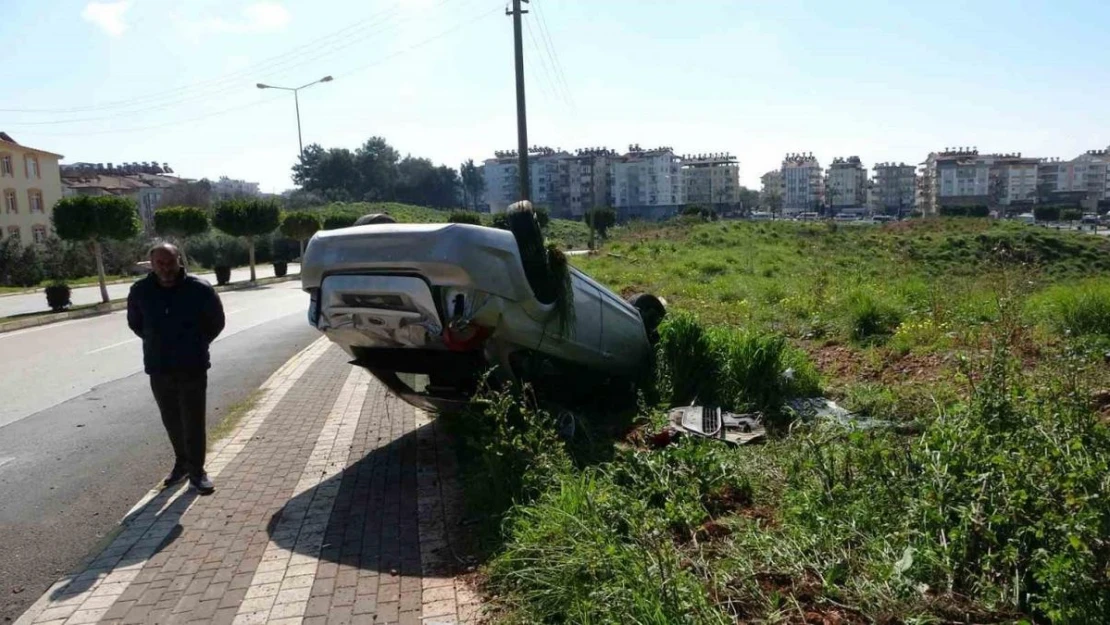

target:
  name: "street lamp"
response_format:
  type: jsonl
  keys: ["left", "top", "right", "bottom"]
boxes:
{"left": 256, "top": 75, "right": 334, "bottom": 158}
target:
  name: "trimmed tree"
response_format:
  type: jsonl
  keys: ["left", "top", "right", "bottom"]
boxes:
{"left": 447, "top": 210, "right": 482, "bottom": 225}
{"left": 322, "top": 210, "right": 360, "bottom": 230}
{"left": 52, "top": 195, "right": 140, "bottom": 303}
{"left": 153, "top": 206, "right": 209, "bottom": 268}
{"left": 584, "top": 207, "right": 616, "bottom": 249}
{"left": 280, "top": 211, "right": 323, "bottom": 261}
{"left": 212, "top": 198, "right": 281, "bottom": 283}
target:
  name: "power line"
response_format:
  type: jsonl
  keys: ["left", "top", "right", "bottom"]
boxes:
{"left": 524, "top": 19, "right": 559, "bottom": 104}
{"left": 26, "top": 4, "right": 500, "bottom": 137}
{"left": 0, "top": 0, "right": 423, "bottom": 115}
{"left": 531, "top": 0, "right": 575, "bottom": 110}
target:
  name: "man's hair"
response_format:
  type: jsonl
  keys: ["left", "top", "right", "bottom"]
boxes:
{"left": 148, "top": 241, "right": 182, "bottom": 261}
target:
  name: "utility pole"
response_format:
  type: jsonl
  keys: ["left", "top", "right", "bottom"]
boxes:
{"left": 507, "top": 0, "right": 531, "bottom": 202}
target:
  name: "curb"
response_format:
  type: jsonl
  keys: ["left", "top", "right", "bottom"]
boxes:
{"left": 0, "top": 274, "right": 301, "bottom": 335}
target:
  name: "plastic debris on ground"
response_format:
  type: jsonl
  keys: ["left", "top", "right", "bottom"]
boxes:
{"left": 666, "top": 405, "right": 766, "bottom": 445}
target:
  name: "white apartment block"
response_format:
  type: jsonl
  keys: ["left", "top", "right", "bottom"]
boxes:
{"left": 682, "top": 153, "right": 740, "bottom": 207}
{"left": 611, "top": 145, "right": 685, "bottom": 211}
{"left": 565, "top": 148, "right": 618, "bottom": 217}
{"left": 921, "top": 148, "right": 1039, "bottom": 214}
{"left": 482, "top": 151, "right": 525, "bottom": 214}
{"left": 1038, "top": 147, "right": 1110, "bottom": 211}
{"left": 826, "top": 156, "right": 866, "bottom": 209}
{"left": 211, "top": 176, "right": 261, "bottom": 199}
{"left": 872, "top": 162, "right": 916, "bottom": 215}
{"left": 782, "top": 152, "right": 822, "bottom": 213}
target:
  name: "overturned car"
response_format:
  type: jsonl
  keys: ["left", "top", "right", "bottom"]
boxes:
{"left": 300, "top": 204, "right": 665, "bottom": 412}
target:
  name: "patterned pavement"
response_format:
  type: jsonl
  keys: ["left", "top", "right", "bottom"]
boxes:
{"left": 15, "top": 339, "right": 481, "bottom": 625}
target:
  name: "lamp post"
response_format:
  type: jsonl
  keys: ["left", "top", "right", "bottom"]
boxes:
{"left": 256, "top": 76, "right": 334, "bottom": 158}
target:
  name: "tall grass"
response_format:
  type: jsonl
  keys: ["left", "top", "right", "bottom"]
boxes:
{"left": 1028, "top": 279, "right": 1110, "bottom": 337}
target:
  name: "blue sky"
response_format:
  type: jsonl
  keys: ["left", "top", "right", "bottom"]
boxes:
{"left": 2, "top": 0, "right": 1107, "bottom": 193}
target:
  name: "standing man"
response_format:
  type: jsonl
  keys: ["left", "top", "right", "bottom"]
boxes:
{"left": 127, "top": 242, "right": 225, "bottom": 495}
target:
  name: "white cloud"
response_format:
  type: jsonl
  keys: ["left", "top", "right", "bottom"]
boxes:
{"left": 81, "top": 1, "right": 131, "bottom": 37}
{"left": 201, "top": 2, "right": 291, "bottom": 34}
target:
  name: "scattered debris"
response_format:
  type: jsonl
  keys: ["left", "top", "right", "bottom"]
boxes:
{"left": 667, "top": 406, "right": 766, "bottom": 445}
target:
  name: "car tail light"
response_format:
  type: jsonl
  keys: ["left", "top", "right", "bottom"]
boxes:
{"left": 442, "top": 324, "right": 491, "bottom": 352}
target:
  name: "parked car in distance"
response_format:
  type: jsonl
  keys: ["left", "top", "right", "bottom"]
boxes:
{"left": 300, "top": 206, "right": 665, "bottom": 412}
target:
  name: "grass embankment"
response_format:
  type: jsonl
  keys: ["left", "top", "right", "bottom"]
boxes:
{"left": 316, "top": 201, "right": 593, "bottom": 250}
{"left": 444, "top": 218, "right": 1110, "bottom": 624}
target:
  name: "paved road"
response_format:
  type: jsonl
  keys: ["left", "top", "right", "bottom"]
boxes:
{"left": 0, "top": 264, "right": 300, "bottom": 319}
{"left": 0, "top": 282, "right": 318, "bottom": 622}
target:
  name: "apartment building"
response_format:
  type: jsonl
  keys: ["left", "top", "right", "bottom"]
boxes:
{"left": 211, "top": 176, "right": 261, "bottom": 200}
{"left": 565, "top": 148, "right": 617, "bottom": 217}
{"left": 611, "top": 145, "right": 685, "bottom": 220}
{"left": 1038, "top": 147, "right": 1110, "bottom": 211}
{"left": 826, "top": 156, "right": 866, "bottom": 209}
{"left": 482, "top": 151, "right": 525, "bottom": 214}
{"left": 529, "top": 147, "right": 572, "bottom": 213}
{"left": 872, "top": 162, "right": 917, "bottom": 215}
{"left": 61, "top": 162, "right": 183, "bottom": 230}
{"left": 782, "top": 152, "right": 823, "bottom": 213}
{"left": 920, "top": 148, "right": 1039, "bottom": 214}
{"left": 682, "top": 153, "right": 740, "bottom": 208}
{"left": 0, "top": 132, "right": 64, "bottom": 245}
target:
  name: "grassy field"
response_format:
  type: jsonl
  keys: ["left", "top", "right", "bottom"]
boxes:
{"left": 443, "top": 217, "right": 1110, "bottom": 624}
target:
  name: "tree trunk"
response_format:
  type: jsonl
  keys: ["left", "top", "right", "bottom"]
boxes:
{"left": 248, "top": 236, "right": 256, "bottom": 283}
{"left": 93, "top": 239, "right": 109, "bottom": 304}
{"left": 299, "top": 239, "right": 305, "bottom": 263}
{"left": 178, "top": 237, "right": 190, "bottom": 269}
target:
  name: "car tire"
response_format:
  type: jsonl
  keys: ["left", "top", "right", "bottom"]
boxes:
{"left": 627, "top": 293, "right": 666, "bottom": 342}
{"left": 506, "top": 201, "right": 555, "bottom": 304}
{"left": 354, "top": 213, "right": 397, "bottom": 226}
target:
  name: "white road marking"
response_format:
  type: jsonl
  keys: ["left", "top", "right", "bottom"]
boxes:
{"left": 85, "top": 338, "right": 140, "bottom": 355}
{"left": 234, "top": 367, "right": 369, "bottom": 624}
{"left": 0, "top": 457, "right": 14, "bottom": 470}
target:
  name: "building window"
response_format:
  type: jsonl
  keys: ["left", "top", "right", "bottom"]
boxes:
{"left": 0, "top": 154, "right": 12, "bottom": 177}
{"left": 32, "top": 224, "right": 47, "bottom": 244}
{"left": 28, "top": 189, "right": 44, "bottom": 213}
{"left": 7, "top": 226, "right": 20, "bottom": 242}
{"left": 25, "top": 156, "right": 40, "bottom": 179}
{"left": 4, "top": 189, "right": 16, "bottom": 213}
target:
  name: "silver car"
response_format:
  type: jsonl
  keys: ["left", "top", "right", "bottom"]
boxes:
{"left": 300, "top": 210, "right": 664, "bottom": 412}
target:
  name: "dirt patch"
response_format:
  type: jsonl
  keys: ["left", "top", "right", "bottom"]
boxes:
{"left": 808, "top": 343, "right": 868, "bottom": 381}
{"left": 877, "top": 351, "right": 950, "bottom": 385}
{"left": 704, "top": 483, "right": 753, "bottom": 516}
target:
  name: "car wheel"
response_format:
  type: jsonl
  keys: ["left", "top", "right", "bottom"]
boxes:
{"left": 354, "top": 213, "right": 396, "bottom": 226}
{"left": 627, "top": 293, "right": 666, "bottom": 342}
{"left": 506, "top": 201, "right": 555, "bottom": 305}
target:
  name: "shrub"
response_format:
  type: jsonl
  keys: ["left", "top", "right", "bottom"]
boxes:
{"left": 45, "top": 281, "right": 71, "bottom": 311}
{"left": 1061, "top": 208, "right": 1083, "bottom": 222}
{"left": 322, "top": 210, "right": 360, "bottom": 230}
{"left": 939, "top": 205, "right": 989, "bottom": 217}
{"left": 6, "top": 243, "right": 44, "bottom": 287}
{"left": 447, "top": 210, "right": 481, "bottom": 225}
{"left": 845, "top": 290, "right": 903, "bottom": 342}
{"left": 1034, "top": 205, "right": 1062, "bottom": 222}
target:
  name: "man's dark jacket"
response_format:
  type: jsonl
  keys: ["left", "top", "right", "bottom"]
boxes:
{"left": 127, "top": 270, "right": 226, "bottom": 374}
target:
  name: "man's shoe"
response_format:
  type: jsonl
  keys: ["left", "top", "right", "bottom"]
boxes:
{"left": 189, "top": 473, "right": 215, "bottom": 495}
{"left": 164, "top": 466, "right": 188, "bottom": 488}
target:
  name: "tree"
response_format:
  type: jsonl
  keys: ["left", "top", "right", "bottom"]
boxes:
{"left": 1035, "top": 181, "right": 1055, "bottom": 205}
{"left": 292, "top": 144, "right": 361, "bottom": 199}
{"left": 395, "top": 157, "right": 459, "bottom": 208}
{"left": 53, "top": 195, "right": 140, "bottom": 303}
{"left": 763, "top": 189, "right": 783, "bottom": 218}
{"left": 460, "top": 159, "right": 486, "bottom": 211}
{"left": 323, "top": 209, "right": 360, "bottom": 230}
{"left": 354, "top": 137, "right": 400, "bottom": 200}
{"left": 212, "top": 198, "right": 281, "bottom": 283}
{"left": 280, "top": 211, "right": 323, "bottom": 260}
{"left": 584, "top": 207, "right": 616, "bottom": 248}
{"left": 153, "top": 206, "right": 209, "bottom": 267}
{"left": 737, "top": 187, "right": 760, "bottom": 212}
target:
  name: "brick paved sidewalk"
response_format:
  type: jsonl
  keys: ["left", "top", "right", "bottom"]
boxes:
{"left": 16, "top": 339, "right": 483, "bottom": 625}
